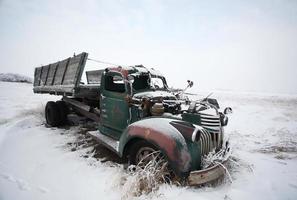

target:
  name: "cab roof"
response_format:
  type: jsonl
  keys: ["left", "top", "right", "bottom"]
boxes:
{"left": 107, "top": 65, "right": 163, "bottom": 78}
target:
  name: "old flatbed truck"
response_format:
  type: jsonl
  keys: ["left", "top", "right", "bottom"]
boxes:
{"left": 33, "top": 52, "right": 231, "bottom": 185}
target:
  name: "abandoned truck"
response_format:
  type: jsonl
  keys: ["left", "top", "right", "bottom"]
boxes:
{"left": 33, "top": 52, "right": 231, "bottom": 185}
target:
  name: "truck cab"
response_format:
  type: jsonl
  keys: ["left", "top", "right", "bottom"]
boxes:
{"left": 99, "top": 66, "right": 177, "bottom": 139}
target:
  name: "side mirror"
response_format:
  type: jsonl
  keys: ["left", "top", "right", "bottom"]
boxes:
{"left": 187, "top": 80, "right": 194, "bottom": 88}
{"left": 224, "top": 107, "right": 233, "bottom": 114}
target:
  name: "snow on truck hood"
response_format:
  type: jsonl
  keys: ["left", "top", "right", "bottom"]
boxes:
{"left": 133, "top": 90, "right": 176, "bottom": 100}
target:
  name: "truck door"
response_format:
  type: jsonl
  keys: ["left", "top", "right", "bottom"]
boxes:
{"left": 100, "top": 71, "right": 129, "bottom": 139}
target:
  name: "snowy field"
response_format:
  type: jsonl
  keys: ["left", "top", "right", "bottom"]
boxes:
{"left": 0, "top": 81, "right": 297, "bottom": 200}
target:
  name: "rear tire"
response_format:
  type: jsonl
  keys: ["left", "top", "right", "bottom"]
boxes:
{"left": 45, "top": 101, "right": 61, "bottom": 127}
{"left": 56, "top": 100, "right": 68, "bottom": 125}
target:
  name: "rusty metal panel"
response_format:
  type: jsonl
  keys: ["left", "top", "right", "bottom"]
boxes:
{"left": 33, "top": 67, "right": 42, "bottom": 86}
{"left": 46, "top": 62, "right": 58, "bottom": 86}
{"left": 188, "top": 161, "right": 226, "bottom": 185}
{"left": 86, "top": 70, "right": 104, "bottom": 84}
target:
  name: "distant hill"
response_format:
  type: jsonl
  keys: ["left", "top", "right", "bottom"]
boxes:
{"left": 0, "top": 73, "right": 33, "bottom": 83}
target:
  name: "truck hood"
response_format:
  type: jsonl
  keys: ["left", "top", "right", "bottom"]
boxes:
{"left": 133, "top": 90, "right": 176, "bottom": 100}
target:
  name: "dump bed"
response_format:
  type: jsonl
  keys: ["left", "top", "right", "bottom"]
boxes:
{"left": 33, "top": 52, "right": 103, "bottom": 99}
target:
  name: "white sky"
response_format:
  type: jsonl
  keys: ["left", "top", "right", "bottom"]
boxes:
{"left": 0, "top": 0, "right": 297, "bottom": 94}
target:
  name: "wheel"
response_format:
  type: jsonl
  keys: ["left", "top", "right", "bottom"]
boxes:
{"left": 45, "top": 101, "right": 61, "bottom": 127}
{"left": 129, "top": 140, "right": 177, "bottom": 183}
{"left": 129, "top": 140, "right": 164, "bottom": 167}
{"left": 56, "top": 100, "right": 69, "bottom": 125}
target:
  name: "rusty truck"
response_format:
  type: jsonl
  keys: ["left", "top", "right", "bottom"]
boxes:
{"left": 33, "top": 52, "right": 231, "bottom": 185}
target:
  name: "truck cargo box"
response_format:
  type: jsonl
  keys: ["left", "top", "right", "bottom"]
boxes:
{"left": 33, "top": 52, "right": 103, "bottom": 99}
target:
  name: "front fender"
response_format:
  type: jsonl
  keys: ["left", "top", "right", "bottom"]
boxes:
{"left": 119, "top": 118, "right": 192, "bottom": 177}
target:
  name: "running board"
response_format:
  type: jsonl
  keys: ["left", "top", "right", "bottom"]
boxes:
{"left": 87, "top": 130, "right": 120, "bottom": 154}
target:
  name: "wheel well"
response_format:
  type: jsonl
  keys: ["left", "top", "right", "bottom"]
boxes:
{"left": 123, "top": 138, "right": 142, "bottom": 158}
{"left": 123, "top": 137, "right": 159, "bottom": 159}
{"left": 122, "top": 137, "right": 169, "bottom": 161}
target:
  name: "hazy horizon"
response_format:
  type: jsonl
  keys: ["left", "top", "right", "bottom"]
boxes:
{"left": 1, "top": 0, "right": 297, "bottom": 94}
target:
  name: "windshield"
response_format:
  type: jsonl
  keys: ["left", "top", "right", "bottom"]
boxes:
{"left": 129, "top": 74, "right": 167, "bottom": 91}
{"left": 150, "top": 77, "right": 166, "bottom": 89}
{"left": 131, "top": 74, "right": 150, "bottom": 91}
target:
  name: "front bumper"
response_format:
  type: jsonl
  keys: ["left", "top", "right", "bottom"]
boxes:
{"left": 188, "top": 143, "right": 231, "bottom": 186}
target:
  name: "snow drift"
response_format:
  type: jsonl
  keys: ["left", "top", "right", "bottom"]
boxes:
{"left": 0, "top": 73, "right": 32, "bottom": 83}
{"left": 0, "top": 82, "right": 297, "bottom": 200}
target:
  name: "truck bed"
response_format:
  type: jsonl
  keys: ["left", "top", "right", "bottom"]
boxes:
{"left": 33, "top": 52, "right": 103, "bottom": 99}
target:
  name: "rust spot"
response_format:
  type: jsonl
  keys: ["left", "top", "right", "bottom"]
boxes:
{"left": 109, "top": 67, "right": 129, "bottom": 78}
{"left": 170, "top": 121, "right": 195, "bottom": 141}
{"left": 128, "top": 126, "right": 176, "bottom": 158}
{"left": 113, "top": 105, "right": 122, "bottom": 115}
{"left": 128, "top": 125, "right": 191, "bottom": 172}
{"left": 144, "top": 129, "right": 150, "bottom": 139}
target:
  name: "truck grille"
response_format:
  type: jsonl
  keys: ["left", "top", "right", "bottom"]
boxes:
{"left": 200, "top": 129, "right": 213, "bottom": 155}
{"left": 200, "top": 113, "right": 221, "bottom": 133}
{"left": 199, "top": 113, "right": 222, "bottom": 155}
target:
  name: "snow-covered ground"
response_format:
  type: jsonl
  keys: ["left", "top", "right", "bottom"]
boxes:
{"left": 0, "top": 73, "right": 32, "bottom": 83}
{"left": 0, "top": 81, "right": 297, "bottom": 200}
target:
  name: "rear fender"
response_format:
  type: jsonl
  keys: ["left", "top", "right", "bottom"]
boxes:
{"left": 119, "top": 118, "right": 192, "bottom": 177}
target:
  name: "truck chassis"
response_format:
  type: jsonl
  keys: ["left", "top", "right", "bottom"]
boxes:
{"left": 33, "top": 52, "right": 231, "bottom": 185}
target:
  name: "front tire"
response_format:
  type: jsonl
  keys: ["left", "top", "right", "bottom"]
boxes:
{"left": 128, "top": 140, "right": 177, "bottom": 183}
{"left": 129, "top": 141, "right": 164, "bottom": 167}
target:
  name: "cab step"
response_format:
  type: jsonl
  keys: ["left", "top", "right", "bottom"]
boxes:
{"left": 87, "top": 130, "right": 120, "bottom": 154}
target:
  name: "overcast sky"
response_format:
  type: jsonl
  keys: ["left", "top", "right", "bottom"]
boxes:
{"left": 0, "top": 0, "right": 296, "bottom": 94}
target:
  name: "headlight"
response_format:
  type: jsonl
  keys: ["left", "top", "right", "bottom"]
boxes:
{"left": 224, "top": 107, "right": 233, "bottom": 114}
{"left": 223, "top": 116, "right": 228, "bottom": 126}
{"left": 220, "top": 113, "right": 228, "bottom": 126}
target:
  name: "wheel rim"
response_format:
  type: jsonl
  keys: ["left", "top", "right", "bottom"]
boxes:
{"left": 133, "top": 145, "right": 178, "bottom": 183}
{"left": 135, "top": 146, "right": 163, "bottom": 167}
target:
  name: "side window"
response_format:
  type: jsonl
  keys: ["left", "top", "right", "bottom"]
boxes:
{"left": 105, "top": 74, "right": 126, "bottom": 93}
{"left": 132, "top": 75, "right": 150, "bottom": 91}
